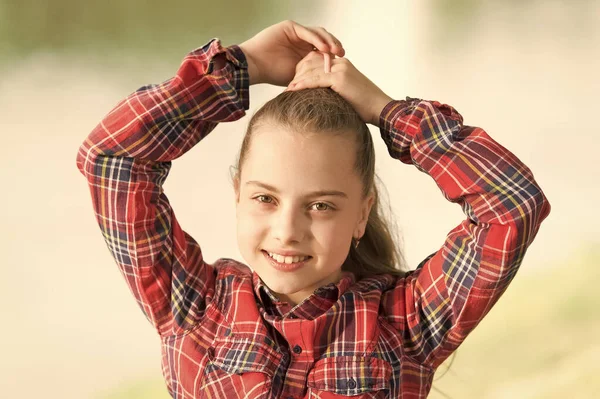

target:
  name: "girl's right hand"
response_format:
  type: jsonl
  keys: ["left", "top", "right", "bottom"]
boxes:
{"left": 239, "top": 20, "right": 345, "bottom": 86}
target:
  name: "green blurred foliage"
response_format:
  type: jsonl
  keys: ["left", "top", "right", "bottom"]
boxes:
{"left": 0, "top": 0, "right": 292, "bottom": 60}
{"left": 3, "top": 0, "right": 595, "bottom": 60}
{"left": 99, "top": 378, "right": 168, "bottom": 399}
{"left": 101, "top": 245, "right": 600, "bottom": 398}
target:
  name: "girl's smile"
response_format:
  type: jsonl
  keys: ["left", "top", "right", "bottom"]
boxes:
{"left": 262, "top": 249, "right": 312, "bottom": 272}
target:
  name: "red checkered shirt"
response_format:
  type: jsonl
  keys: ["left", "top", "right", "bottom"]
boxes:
{"left": 76, "top": 38, "right": 551, "bottom": 398}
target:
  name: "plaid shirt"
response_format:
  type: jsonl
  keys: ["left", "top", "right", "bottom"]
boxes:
{"left": 76, "top": 38, "right": 550, "bottom": 398}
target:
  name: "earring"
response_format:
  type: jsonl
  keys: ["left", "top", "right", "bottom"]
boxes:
{"left": 353, "top": 237, "right": 360, "bottom": 249}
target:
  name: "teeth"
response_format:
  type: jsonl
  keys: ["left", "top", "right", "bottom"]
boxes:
{"left": 268, "top": 252, "right": 309, "bottom": 264}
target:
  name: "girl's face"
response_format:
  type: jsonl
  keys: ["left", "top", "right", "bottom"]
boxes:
{"left": 234, "top": 123, "right": 373, "bottom": 306}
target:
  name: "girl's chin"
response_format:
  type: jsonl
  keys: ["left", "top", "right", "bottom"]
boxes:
{"left": 256, "top": 274, "right": 311, "bottom": 294}
{"left": 262, "top": 277, "right": 307, "bottom": 293}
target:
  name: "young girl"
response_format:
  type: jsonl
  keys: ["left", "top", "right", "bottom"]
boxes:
{"left": 76, "top": 20, "right": 550, "bottom": 398}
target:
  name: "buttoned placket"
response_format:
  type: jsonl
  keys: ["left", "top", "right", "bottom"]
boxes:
{"left": 285, "top": 319, "right": 305, "bottom": 359}
{"left": 275, "top": 317, "right": 317, "bottom": 399}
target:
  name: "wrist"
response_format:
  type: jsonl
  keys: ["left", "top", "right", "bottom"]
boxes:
{"left": 239, "top": 44, "right": 261, "bottom": 85}
{"left": 370, "top": 94, "right": 393, "bottom": 127}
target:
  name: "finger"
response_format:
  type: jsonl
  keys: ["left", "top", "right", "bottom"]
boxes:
{"left": 288, "top": 70, "right": 333, "bottom": 91}
{"left": 292, "top": 57, "right": 343, "bottom": 84}
{"left": 292, "top": 23, "right": 332, "bottom": 54}
{"left": 296, "top": 49, "right": 337, "bottom": 76}
{"left": 313, "top": 27, "right": 345, "bottom": 57}
{"left": 289, "top": 76, "right": 328, "bottom": 91}
{"left": 295, "top": 51, "right": 325, "bottom": 75}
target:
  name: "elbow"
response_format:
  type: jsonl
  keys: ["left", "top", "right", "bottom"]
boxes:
{"left": 75, "top": 142, "right": 94, "bottom": 178}
{"left": 76, "top": 122, "right": 106, "bottom": 178}
{"left": 513, "top": 183, "right": 551, "bottom": 248}
{"left": 527, "top": 183, "right": 551, "bottom": 225}
{"left": 530, "top": 185, "right": 551, "bottom": 241}
{"left": 75, "top": 145, "right": 86, "bottom": 176}
{"left": 534, "top": 186, "right": 551, "bottom": 224}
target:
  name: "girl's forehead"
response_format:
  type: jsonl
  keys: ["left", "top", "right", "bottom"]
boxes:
{"left": 241, "top": 126, "right": 361, "bottom": 191}
{"left": 253, "top": 123, "right": 352, "bottom": 145}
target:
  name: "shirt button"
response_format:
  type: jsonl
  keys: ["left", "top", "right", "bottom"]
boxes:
{"left": 347, "top": 378, "right": 357, "bottom": 389}
{"left": 292, "top": 345, "right": 302, "bottom": 354}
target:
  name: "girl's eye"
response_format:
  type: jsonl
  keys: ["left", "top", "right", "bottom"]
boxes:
{"left": 311, "top": 202, "right": 331, "bottom": 212}
{"left": 255, "top": 195, "right": 273, "bottom": 204}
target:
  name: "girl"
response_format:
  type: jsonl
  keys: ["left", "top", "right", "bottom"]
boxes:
{"left": 76, "top": 20, "right": 550, "bottom": 398}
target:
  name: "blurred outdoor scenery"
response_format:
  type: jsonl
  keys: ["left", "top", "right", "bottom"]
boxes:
{"left": 1, "top": 0, "right": 598, "bottom": 397}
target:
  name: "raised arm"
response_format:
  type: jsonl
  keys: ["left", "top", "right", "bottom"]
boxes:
{"left": 76, "top": 21, "right": 347, "bottom": 337}
{"left": 75, "top": 39, "right": 250, "bottom": 336}
{"left": 286, "top": 54, "right": 551, "bottom": 368}
{"left": 377, "top": 98, "right": 551, "bottom": 368}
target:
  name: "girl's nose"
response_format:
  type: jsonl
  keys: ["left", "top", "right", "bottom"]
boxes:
{"left": 272, "top": 208, "right": 306, "bottom": 244}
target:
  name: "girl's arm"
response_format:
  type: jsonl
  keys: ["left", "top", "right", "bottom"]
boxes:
{"left": 378, "top": 98, "right": 551, "bottom": 368}
{"left": 75, "top": 39, "right": 249, "bottom": 336}
{"left": 287, "top": 52, "right": 551, "bottom": 369}
{"left": 76, "top": 22, "right": 346, "bottom": 337}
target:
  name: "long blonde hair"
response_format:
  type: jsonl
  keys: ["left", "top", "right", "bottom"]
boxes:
{"left": 233, "top": 88, "right": 406, "bottom": 280}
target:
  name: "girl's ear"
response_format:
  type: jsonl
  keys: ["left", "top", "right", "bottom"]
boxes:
{"left": 233, "top": 175, "right": 241, "bottom": 204}
{"left": 355, "top": 191, "right": 375, "bottom": 238}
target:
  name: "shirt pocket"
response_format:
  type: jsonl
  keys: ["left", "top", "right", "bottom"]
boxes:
{"left": 200, "top": 337, "right": 282, "bottom": 398}
{"left": 306, "top": 356, "right": 392, "bottom": 398}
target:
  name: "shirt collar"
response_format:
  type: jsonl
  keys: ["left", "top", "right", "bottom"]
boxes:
{"left": 252, "top": 270, "right": 356, "bottom": 312}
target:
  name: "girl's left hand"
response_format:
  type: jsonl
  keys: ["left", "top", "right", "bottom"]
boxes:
{"left": 286, "top": 51, "right": 393, "bottom": 127}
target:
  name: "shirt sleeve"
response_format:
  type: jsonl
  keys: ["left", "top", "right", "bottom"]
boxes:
{"left": 378, "top": 97, "right": 551, "bottom": 369}
{"left": 75, "top": 38, "right": 250, "bottom": 337}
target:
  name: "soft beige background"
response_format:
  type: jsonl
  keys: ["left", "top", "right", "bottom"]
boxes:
{"left": 1, "top": 1, "right": 598, "bottom": 397}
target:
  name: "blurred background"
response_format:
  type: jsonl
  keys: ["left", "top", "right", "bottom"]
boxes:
{"left": 1, "top": 0, "right": 598, "bottom": 397}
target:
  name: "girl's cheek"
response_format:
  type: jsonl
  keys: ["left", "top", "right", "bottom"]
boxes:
{"left": 243, "top": 200, "right": 272, "bottom": 217}
{"left": 237, "top": 211, "right": 268, "bottom": 243}
{"left": 236, "top": 220, "right": 262, "bottom": 265}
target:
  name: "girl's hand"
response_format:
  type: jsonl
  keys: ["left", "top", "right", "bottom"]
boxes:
{"left": 239, "top": 20, "right": 345, "bottom": 86}
{"left": 286, "top": 51, "right": 393, "bottom": 127}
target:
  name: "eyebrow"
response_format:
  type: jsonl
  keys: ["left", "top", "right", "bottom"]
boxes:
{"left": 245, "top": 181, "right": 348, "bottom": 199}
